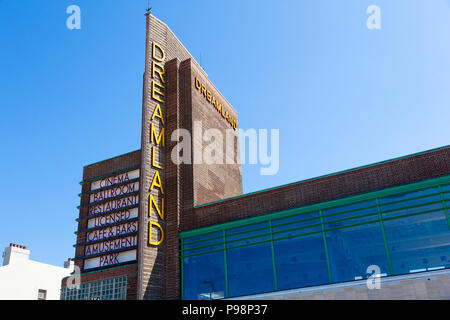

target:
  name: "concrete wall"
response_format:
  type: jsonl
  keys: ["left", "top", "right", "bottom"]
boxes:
{"left": 228, "top": 269, "right": 450, "bottom": 300}
{"left": 0, "top": 245, "right": 72, "bottom": 300}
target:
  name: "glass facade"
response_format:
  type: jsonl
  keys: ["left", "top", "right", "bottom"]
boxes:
{"left": 181, "top": 176, "right": 450, "bottom": 299}
{"left": 61, "top": 276, "right": 127, "bottom": 300}
{"left": 227, "top": 242, "right": 275, "bottom": 297}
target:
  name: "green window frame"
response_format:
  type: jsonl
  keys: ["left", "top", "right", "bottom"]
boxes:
{"left": 180, "top": 174, "right": 450, "bottom": 299}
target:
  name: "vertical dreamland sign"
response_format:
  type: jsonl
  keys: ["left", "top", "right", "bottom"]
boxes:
{"left": 137, "top": 14, "right": 241, "bottom": 299}
{"left": 79, "top": 169, "right": 141, "bottom": 270}
{"left": 138, "top": 13, "right": 194, "bottom": 300}
{"left": 69, "top": 14, "right": 242, "bottom": 299}
{"left": 138, "top": 14, "right": 167, "bottom": 300}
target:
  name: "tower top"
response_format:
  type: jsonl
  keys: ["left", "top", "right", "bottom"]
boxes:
{"left": 145, "top": 0, "right": 152, "bottom": 16}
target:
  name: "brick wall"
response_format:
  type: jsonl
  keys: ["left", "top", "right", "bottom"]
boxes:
{"left": 139, "top": 13, "right": 215, "bottom": 300}
{"left": 67, "top": 150, "right": 141, "bottom": 298}
{"left": 185, "top": 146, "right": 450, "bottom": 231}
{"left": 66, "top": 13, "right": 244, "bottom": 300}
{"left": 188, "top": 61, "right": 242, "bottom": 205}
{"left": 138, "top": 14, "right": 192, "bottom": 300}
{"left": 163, "top": 59, "right": 182, "bottom": 300}
{"left": 66, "top": 12, "right": 450, "bottom": 301}
{"left": 140, "top": 14, "right": 243, "bottom": 300}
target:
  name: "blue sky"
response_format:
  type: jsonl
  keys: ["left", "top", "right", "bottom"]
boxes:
{"left": 0, "top": 0, "right": 449, "bottom": 266}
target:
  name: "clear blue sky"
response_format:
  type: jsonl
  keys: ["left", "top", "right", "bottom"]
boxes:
{"left": 1, "top": 0, "right": 449, "bottom": 266}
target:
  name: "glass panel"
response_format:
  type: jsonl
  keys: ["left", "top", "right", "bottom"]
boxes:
{"left": 381, "top": 202, "right": 443, "bottom": 219}
{"left": 274, "top": 233, "right": 329, "bottom": 290}
{"left": 183, "top": 234, "right": 223, "bottom": 250}
{"left": 61, "top": 276, "right": 127, "bottom": 300}
{"left": 440, "top": 184, "right": 450, "bottom": 192}
{"left": 184, "top": 243, "right": 224, "bottom": 256}
{"left": 226, "top": 235, "right": 271, "bottom": 249}
{"left": 183, "top": 231, "right": 222, "bottom": 246}
{"left": 38, "top": 289, "right": 47, "bottom": 300}
{"left": 183, "top": 252, "right": 226, "bottom": 300}
{"left": 271, "top": 211, "right": 320, "bottom": 227}
{"left": 323, "top": 205, "right": 378, "bottom": 223}
{"left": 384, "top": 210, "right": 450, "bottom": 275}
{"left": 443, "top": 192, "right": 450, "bottom": 200}
{"left": 272, "top": 224, "right": 322, "bottom": 240}
{"left": 227, "top": 243, "right": 275, "bottom": 297}
{"left": 326, "top": 221, "right": 389, "bottom": 283}
{"left": 379, "top": 187, "right": 439, "bottom": 204}
{"left": 226, "top": 222, "right": 270, "bottom": 240}
{"left": 225, "top": 222, "right": 271, "bottom": 249}
{"left": 323, "top": 200, "right": 377, "bottom": 217}
{"left": 272, "top": 212, "right": 321, "bottom": 240}
{"left": 325, "top": 214, "right": 379, "bottom": 230}
{"left": 380, "top": 194, "right": 441, "bottom": 212}
{"left": 272, "top": 215, "right": 321, "bottom": 233}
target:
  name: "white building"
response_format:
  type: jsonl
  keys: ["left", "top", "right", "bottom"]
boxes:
{"left": 0, "top": 243, "right": 73, "bottom": 300}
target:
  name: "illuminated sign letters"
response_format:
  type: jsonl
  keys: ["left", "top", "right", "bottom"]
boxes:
{"left": 88, "top": 195, "right": 139, "bottom": 216}
{"left": 90, "top": 181, "right": 139, "bottom": 203}
{"left": 87, "top": 208, "right": 138, "bottom": 229}
{"left": 90, "top": 169, "right": 140, "bottom": 191}
{"left": 82, "top": 169, "right": 141, "bottom": 270}
{"left": 84, "top": 235, "right": 137, "bottom": 256}
{"left": 194, "top": 77, "right": 238, "bottom": 130}
{"left": 84, "top": 249, "right": 137, "bottom": 270}
{"left": 86, "top": 221, "right": 138, "bottom": 242}
{"left": 148, "top": 41, "right": 166, "bottom": 247}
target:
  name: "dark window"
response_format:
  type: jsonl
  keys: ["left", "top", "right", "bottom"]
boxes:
{"left": 384, "top": 210, "right": 450, "bottom": 274}
{"left": 274, "top": 233, "right": 329, "bottom": 290}
{"left": 272, "top": 211, "right": 321, "bottom": 240}
{"left": 226, "top": 222, "right": 271, "bottom": 249}
{"left": 323, "top": 200, "right": 377, "bottom": 218}
{"left": 227, "top": 243, "right": 275, "bottom": 297}
{"left": 37, "top": 289, "right": 47, "bottom": 300}
{"left": 183, "top": 231, "right": 222, "bottom": 249}
{"left": 183, "top": 251, "right": 226, "bottom": 300}
{"left": 379, "top": 187, "right": 440, "bottom": 204}
{"left": 326, "top": 221, "right": 390, "bottom": 282}
{"left": 272, "top": 211, "right": 320, "bottom": 227}
{"left": 180, "top": 179, "right": 450, "bottom": 300}
{"left": 380, "top": 194, "right": 442, "bottom": 216}
{"left": 60, "top": 276, "right": 127, "bottom": 300}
